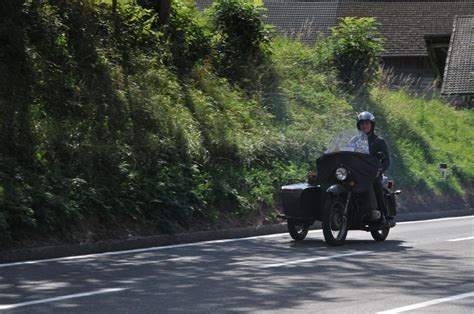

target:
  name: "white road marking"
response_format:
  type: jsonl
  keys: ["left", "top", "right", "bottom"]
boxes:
{"left": 0, "top": 215, "right": 471, "bottom": 268}
{"left": 260, "top": 251, "right": 370, "bottom": 268}
{"left": 377, "top": 291, "right": 474, "bottom": 314}
{"left": 111, "top": 255, "right": 203, "bottom": 266}
{"left": 396, "top": 215, "right": 473, "bottom": 225}
{"left": 0, "top": 287, "right": 128, "bottom": 310}
{"left": 0, "top": 232, "right": 301, "bottom": 268}
{"left": 447, "top": 236, "right": 474, "bottom": 242}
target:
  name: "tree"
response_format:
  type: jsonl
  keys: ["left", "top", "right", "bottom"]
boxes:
{"left": 209, "top": 0, "right": 272, "bottom": 84}
{"left": 112, "top": 0, "right": 119, "bottom": 36}
{"left": 329, "top": 17, "right": 384, "bottom": 92}
{"left": 159, "top": 0, "right": 172, "bottom": 25}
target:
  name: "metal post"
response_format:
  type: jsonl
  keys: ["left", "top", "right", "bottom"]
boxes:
{"left": 440, "top": 163, "right": 448, "bottom": 181}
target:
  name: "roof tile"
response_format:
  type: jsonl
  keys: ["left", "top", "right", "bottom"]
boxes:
{"left": 441, "top": 15, "right": 474, "bottom": 95}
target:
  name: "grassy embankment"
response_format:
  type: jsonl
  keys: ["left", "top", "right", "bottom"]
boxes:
{"left": 371, "top": 89, "right": 473, "bottom": 194}
{"left": 275, "top": 37, "right": 474, "bottom": 197}
{"left": 0, "top": 0, "right": 472, "bottom": 248}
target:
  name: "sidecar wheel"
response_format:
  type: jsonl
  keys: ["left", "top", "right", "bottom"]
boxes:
{"left": 322, "top": 195, "right": 348, "bottom": 246}
{"left": 371, "top": 228, "right": 389, "bottom": 241}
{"left": 288, "top": 219, "right": 309, "bottom": 241}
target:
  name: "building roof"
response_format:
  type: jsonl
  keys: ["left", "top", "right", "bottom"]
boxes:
{"left": 442, "top": 16, "right": 474, "bottom": 95}
{"left": 195, "top": 0, "right": 474, "bottom": 57}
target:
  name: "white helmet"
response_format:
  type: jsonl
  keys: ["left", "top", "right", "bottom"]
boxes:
{"left": 357, "top": 111, "right": 375, "bottom": 130}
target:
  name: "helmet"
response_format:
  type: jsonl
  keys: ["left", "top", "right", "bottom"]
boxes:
{"left": 357, "top": 111, "right": 375, "bottom": 131}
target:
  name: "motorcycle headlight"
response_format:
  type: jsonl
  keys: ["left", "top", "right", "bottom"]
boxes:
{"left": 335, "top": 167, "right": 348, "bottom": 181}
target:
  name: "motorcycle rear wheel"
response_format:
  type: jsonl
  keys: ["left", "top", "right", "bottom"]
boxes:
{"left": 287, "top": 219, "right": 310, "bottom": 241}
{"left": 322, "top": 195, "right": 348, "bottom": 246}
{"left": 371, "top": 228, "right": 389, "bottom": 241}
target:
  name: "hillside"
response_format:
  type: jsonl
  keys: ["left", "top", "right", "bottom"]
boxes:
{"left": 0, "top": 0, "right": 472, "bottom": 249}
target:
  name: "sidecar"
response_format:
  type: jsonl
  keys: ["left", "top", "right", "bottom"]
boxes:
{"left": 279, "top": 183, "right": 323, "bottom": 240}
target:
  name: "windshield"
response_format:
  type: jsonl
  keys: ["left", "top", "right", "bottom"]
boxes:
{"left": 325, "top": 129, "right": 369, "bottom": 154}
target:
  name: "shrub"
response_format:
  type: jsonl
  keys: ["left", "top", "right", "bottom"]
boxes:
{"left": 208, "top": 0, "right": 272, "bottom": 85}
{"left": 137, "top": 0, "right": 211, "bottom": 71}
{"left": 328, "top": 17, "right": 384, "bottom": 92}
{"left": 162, "top": 0, "right": 212, "bottom": 71}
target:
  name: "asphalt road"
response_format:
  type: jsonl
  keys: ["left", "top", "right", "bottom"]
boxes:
{"left": 1, "top": 216, "right": 473, "bottom": 313}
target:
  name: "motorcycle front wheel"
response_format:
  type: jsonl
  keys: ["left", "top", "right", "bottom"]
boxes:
{"left": 322, "top": 195, "right": 348, "bottom": 246}
{"left": 287, "top": 219, "right": 310, "bottom": 241}
{"left": 371, "top": 228, "right": 389, "bottom": 241}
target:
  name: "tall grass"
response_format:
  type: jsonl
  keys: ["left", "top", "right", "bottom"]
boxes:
{"left": 370, "top": 88, "right": 474, "bottom": 194}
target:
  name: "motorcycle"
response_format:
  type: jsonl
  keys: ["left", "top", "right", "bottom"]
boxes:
{"left": 279, "top": 129, "right": 401, "bottom": 246}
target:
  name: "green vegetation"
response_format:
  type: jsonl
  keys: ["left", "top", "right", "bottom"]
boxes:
{"left": 370, "top": 89, "right": 474, "bottom": 194}
{"left": 0, "top": 0, "right": 472, "bottom": 247}
{"left": 328, "top": 17, "right": 384, "bottom": 92}
{"left": 209, "top": 0, "right": 272, "bottom": 86}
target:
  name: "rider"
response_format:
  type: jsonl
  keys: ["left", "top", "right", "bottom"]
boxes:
{"left": 356, "top": 111, "right": 394, "bottom": 225}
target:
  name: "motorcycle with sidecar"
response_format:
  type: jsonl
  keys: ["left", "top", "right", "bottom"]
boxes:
{"left": 279, "top": 129, "right": 400, "bottom": 246}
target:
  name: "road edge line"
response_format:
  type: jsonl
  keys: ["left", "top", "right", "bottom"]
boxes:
{"left": 1, "top": 211, "right": 472, "bottom": 265}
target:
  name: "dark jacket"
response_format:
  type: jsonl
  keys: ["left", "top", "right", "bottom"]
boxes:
{"left": 368, "top": 132, "right": 390, "bottom": 173}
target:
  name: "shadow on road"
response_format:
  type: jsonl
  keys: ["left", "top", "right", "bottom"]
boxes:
{"left": 0, "top": 233, "right": 472, "bottom": 313}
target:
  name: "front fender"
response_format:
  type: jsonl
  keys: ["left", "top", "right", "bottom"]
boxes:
{"left": 326, "top": 184, "right": 347, "bottom": 196}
